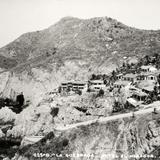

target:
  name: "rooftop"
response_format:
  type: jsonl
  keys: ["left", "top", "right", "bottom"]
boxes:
{"left": 132, "top": 90, "right": 148, "bottom": 96}
{"left": 61, "top": 81, "right": 87, "bottom": 85}
{"left": 116, "top": 73, "right": 123, "bottom": 76}
{"left": 123, "top": 73, "right": 137, "bottom": 78}
{"left": 114, "top": 80, "right": 131, "bottom": 86}
{"left": 127, "top": 98, "right": 142, "bottom": 106}
{"left": 89, "top": 80, "right": 104, "bottom": 83}
{"left": 138, "top": 83, "right": 155, "bottom": 91}
{"left": 141, "top": 65, "right": 157, "bottom": 70}
{"left": 139, "top": 70, "right": 160, "bottom": 76}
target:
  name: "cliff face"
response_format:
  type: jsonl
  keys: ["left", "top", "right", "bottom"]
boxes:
{"left": 12, "top": 112, "right": 160, "bottom": 160}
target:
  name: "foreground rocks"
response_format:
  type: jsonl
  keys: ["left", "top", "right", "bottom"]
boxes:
{"left": 8, "top": 112, "right": 160, "bottom": 160}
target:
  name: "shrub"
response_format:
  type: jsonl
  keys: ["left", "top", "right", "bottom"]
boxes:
{"left": 62, "top": 139, "right": 69, "bottom": 147}
{"left": 76, "top": 90, "right": 82, "bottom": 95}
{"left": 50, "top": 107, "right": 59, "bottom": 117}
{"left": 97, "top": 89, "right": 104, "bottom": 97}
{"left": 87, "top": 88, "right": 91, "bottom": 92}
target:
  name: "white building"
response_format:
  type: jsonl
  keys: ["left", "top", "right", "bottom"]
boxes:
{"left": 88, "top": 80, "right": 106, "bottom": 91}
{"left": 72, "top": 81, "right": 87, "bottom": 92}
{"left": 141, "top": 65, "right": 157, "bottom": 72}
{"left": 61, "top": 81, "right": 87, "bottom": 92}
{"left": 137, "top": 73, "right": 157, "bottom": 82}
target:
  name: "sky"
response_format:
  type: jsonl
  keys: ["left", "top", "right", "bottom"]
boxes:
{"left": 0, "top": 0, "right": 160, "bottom": 47}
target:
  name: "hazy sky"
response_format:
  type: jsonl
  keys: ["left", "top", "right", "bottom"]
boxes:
{"left": 0, "top": 0, "right": 160, "bottom": 47}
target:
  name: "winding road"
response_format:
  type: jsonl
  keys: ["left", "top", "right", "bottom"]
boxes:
{"left": 24, "top": 105, "right": 159, "bottom": 144}
{"left": 55, "top": 105, "right": 159, "bottom": 131}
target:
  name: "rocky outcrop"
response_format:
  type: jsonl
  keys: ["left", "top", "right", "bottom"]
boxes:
{"left": 9, "top": 112, "right": 160, "bottom": 160}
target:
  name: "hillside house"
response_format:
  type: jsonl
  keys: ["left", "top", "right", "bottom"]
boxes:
{"left": 138, "top": 85, "right": 155, "bottom": 94}
{"left": 88, "top": 80, "right": 106, "bottom": 91}
{"left": 126, "top": 98, "right": 142, "bottom": 108}
{"left": 61, "top": 82, "right": 68, "bottom": 91}
{"left": 61, "top": 81, "right": 87, "bottom": 92}
{"left": 137, "top": 73, "right": 157, "bottom": 81}
{"left": 141, "top": 65, "right": 157, "bottom": 73}
{"left": 72, "top": 81, "right": 87, "bottom": 91}
{"left": 123, "top": 73, "right": 137, "bottom": 82}
{"left": 131, "top": 89, "right": 148, "bottom": 101}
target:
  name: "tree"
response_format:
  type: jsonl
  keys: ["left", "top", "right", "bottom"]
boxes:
{"left": 52, "top": 47, "right": 57, "bottom": 55}
{"left": 144, "top": 55, "right": 150, "bottom": 65}
{"left": 97, "top": 89, "right": 104, "bottom": 97}
{"left": 16, "top": 93, "right": 24, "bottom": 107}
{"left": 4, "top": 98, "right": 11, "bottom": 106}
{"left": 102, "top": 74, "right": 107, "bottom": 80}
{"left": 154, "top": 53, "right": 159, "bottom": 60}
{"left": 157, "top": 74, "right": 160, "bottom": 85}
{"left": 111, "top": 70, "right": 116, "bottom": 81}
{"left": 50, "top": 107, "right": 59, "bottom": 117}
{"left": 87, "top": 88, "right": 91, "bottom": 92}
{"left": 112, "top": 101, "right": 123, "bottom": 112}
{"left": 58, "top": 86, "right": 62, "bottom": 93}
{"left": 122, "top": 62, "right": 126, "bottom": 68}
{"left": 96, "top": 74, "right": 101, "bottom": 80}
{"left": 46, "top": 52, "right": 50, "bottom": 57}
{"left": 77, "top": 90, "right": 82, "bottom": 95}
{"left": 67, "top": 87, "right": 71, "bottom": 92}
{"left": 104, "top": 79, "right": 108, "bottom": 85}
{"left": 91, "top": 74, "right": 97, "bottom": 80}
{"left": 126, "top": 63, "right": 131, "bottom": 70}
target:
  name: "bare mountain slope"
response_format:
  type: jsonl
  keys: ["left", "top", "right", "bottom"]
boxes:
{"left": 0, "top": 16, "right": 160, "bottom": 107}
{"left": 0, "top": 16, "right": 160, "bottom": 70}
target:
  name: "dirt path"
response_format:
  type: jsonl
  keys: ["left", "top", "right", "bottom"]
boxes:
{"left": 55, "top": 106, "right": 158, "bottom": 131}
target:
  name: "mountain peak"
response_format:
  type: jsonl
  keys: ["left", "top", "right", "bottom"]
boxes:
{"left": 0, "top": 16, "right": 160, "bottom": 71}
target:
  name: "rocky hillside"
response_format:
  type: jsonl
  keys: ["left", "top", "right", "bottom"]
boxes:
{"left": 12, "top": 112, "right": 160, "bottom": 160}
{"left": 0, "top": 16, "right": 160, "bottom": 101}
{"left": 0, "top": 16, "right": 160, "bottom": 71}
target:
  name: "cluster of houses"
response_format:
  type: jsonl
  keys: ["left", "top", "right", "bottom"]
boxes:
{"left": 60, "top": 65, "right": 159, "bottom": 91}
{"left": 113, "top": 64, "right": 160, "bottom": 107}
{"left": 59, "top": 60, "right": 160, "bottom": 108}
{"left": 114, "top": 65, "right": 158, "bottom": 86}
{"left": 60, "top": 79, "right": 107, "bottom": 94}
